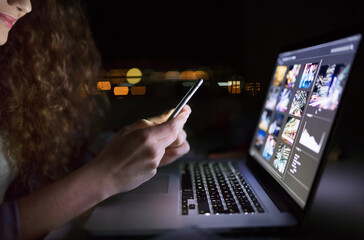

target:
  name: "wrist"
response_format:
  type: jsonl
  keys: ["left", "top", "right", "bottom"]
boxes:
{"left": 81, "top": 157, "right": 116, "bottom": 201}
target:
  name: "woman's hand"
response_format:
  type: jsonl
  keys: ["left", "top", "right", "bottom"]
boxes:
{"left": 16, "top": 106, "right": 191, "bottom": 240}
{"left": 94, "top": 105, "right": 191, "bottom": 195}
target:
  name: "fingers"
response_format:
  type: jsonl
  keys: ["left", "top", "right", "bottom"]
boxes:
{"left": 147, "top": 106, "right": 191, "bottom": 146}
{"left": 148, "top": 105, "right": 191, "bottom": 124}
{"left": 159, "top": 141, "right": 190, "bottom": 167}
{"left": 96, "top": 105, "right": 191, "bottom": 194}
{"left": 168, "top": 130, "right": 187, "bottom": 148}
{"left": 181, "top": 105, "right": 192, "bottom": 116}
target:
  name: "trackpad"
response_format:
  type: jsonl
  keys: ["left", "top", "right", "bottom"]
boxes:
{"left": 129, "top": 175, "right": 169, "bottom": 194}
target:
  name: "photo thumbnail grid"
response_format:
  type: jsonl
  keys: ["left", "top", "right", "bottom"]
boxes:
{"left": 255, "top": 59, "right": 350, "bottom": 176}
{"left": 250, "top": 34, "right": 360, "bottom": 208}
{"left": 256, "top": 63, "right": 304, "bottom": 175}
{"left": 255, "top": 62, "right": 313, "bottom": 175}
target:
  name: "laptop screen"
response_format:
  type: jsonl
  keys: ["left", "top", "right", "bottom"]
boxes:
{"left": 249, "top": 34, "right": 361, "bottom": 209}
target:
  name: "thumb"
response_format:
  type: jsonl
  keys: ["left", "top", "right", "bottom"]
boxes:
{"left": 121, "top": 119, "right": 156, "bottom": 135}
{"left": 147, "top": 109, "right": 174, "bottom": 124}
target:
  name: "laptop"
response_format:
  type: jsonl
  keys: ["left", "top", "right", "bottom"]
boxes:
{"left": 85, "top": 33, "right": 362, "bottom": 236}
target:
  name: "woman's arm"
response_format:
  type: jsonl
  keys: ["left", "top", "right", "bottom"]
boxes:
{"left": 17, "top": 106, "right": 191, "bottom": 239}
{"left": 17, "top": 158, "right": 108, "bottom": 239}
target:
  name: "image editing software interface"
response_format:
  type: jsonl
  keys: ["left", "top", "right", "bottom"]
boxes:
{"left": 249, "top": 34, "right": 361, "bottom": 208}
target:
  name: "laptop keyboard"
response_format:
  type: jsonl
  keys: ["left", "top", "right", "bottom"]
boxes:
{"left": 180, "top": 161, "right": 265, "bottom": 215}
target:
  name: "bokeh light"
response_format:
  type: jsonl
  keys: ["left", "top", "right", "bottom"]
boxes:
{"left": 131, "top": 86, "right": 147, "bottom": 95}
{"left": 245, "top": 82, "right": 261, "bottom": 96}
{"left": 126, "top": 68, "right": 142, "bottom": 84}
{"left": 97, "top": 81, "right": 111, "bottom": 90}
{"left": 165, "top": 71, "right": 181, "bottom": 80}
{"left": 194, "top": 70, "right": 209, "bottom": 80}
{"left": 180, "top": 71, "right": 197, "bottom": 80}
{"left": 228, "top": 81, "right": 241, "bottom": 94}
{"left": 114, "top": 86, "right": 129, "bottom": 96}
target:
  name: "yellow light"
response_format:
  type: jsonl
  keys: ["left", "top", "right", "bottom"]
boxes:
{"left": 165, "top": 71, "right": 181, "bottom": 80}
{"left": 194, "top": 70, "right": 209, "bottom": 80}
{"left": 97, "top": 81, "right": 111, "bottom": 90}
{"left": 228, "top": 81, "right": 241, "bottom": 94}
{"left": 180, "top": 71, "right": 196, "bottom": 80}
{"left": 131, "top": 86, "right": 146, "bottom": 95}
{"left": 126, "top": 68, "right": 142, "bottom": 84}
{"left": 114, "top": 86, "right": 129, "bottom": 95}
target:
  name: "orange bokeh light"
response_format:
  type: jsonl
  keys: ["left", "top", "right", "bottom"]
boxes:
{"left": 131, "top": 86, "right": 146, "bottom": 95}
{"left": 97, "top": 81, "right": 111, "bottom": 90}
{"left": 165, "top": 71, "right": 181, "bottom": 80}
{"left": 194, "top": 70, "right": 209, "bottom": 80}
{"left": 114, "top": 86, "right": 129, "bottom": 96}
{"left": 228, "top": 81, "right": 241, "bottom": 94}
{"left": 180, "top": 71, "right": 197, "bottom": 80}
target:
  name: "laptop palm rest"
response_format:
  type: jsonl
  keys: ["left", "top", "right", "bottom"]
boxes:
{"left": 128, "top": 175, "right": 169, "bottom": 194}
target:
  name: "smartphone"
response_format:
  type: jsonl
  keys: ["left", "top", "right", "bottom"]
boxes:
{"left": 167, "top": 78, "right": 204, "bottom": 121}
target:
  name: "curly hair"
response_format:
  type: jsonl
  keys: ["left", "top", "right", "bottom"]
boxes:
{"left": 0, "top": 0, "right": 105, "bottom": 188}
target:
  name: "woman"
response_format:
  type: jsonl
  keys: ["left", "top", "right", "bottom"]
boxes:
{"left": 0, "top": 0, "right": 191, "bottom": 239}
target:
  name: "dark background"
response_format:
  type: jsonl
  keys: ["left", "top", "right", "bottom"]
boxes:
{"left": 82, "top": 1, "right": 364, "bottom": 238}
{"left": 85, "top": 0, "right": 364, "bottom": 157}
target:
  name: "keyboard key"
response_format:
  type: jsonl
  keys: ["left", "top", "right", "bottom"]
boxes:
{"left": 180, "top": 162, "right": 264, "bottom": 215}
{"left": 198, "top": 201, "right": 210, "bottom": 214}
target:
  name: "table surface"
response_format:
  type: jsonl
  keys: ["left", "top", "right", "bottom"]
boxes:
{"left": 45, "top": 156, "right": 364, "bottom": 240}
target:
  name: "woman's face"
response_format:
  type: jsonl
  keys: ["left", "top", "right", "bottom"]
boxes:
{"left": 0, "top": 0, "right": 32, "bottom": 45}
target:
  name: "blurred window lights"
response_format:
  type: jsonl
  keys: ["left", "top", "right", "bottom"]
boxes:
{"left": 131, "top": 86, "right": 147, "bottom": 95}
{"left": 114, "top": 86, "right": 129, "bottom": 96}
{"left": 195, "top": 70, "right": 209, "bottom": 80}
{"left": 245, "top": 82, "right": 261, "bottom": 96}
{"left": 165, "top": 71, "right": 181, "bottom": 80}
{"left": 180, "top": 71, "right": 197, "bottom": 80}
{"left": 228, "top": 81, "right": 241, "bottom": 94}
{"left": 97, "top": 81, "right": 111, "bottom": 90}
